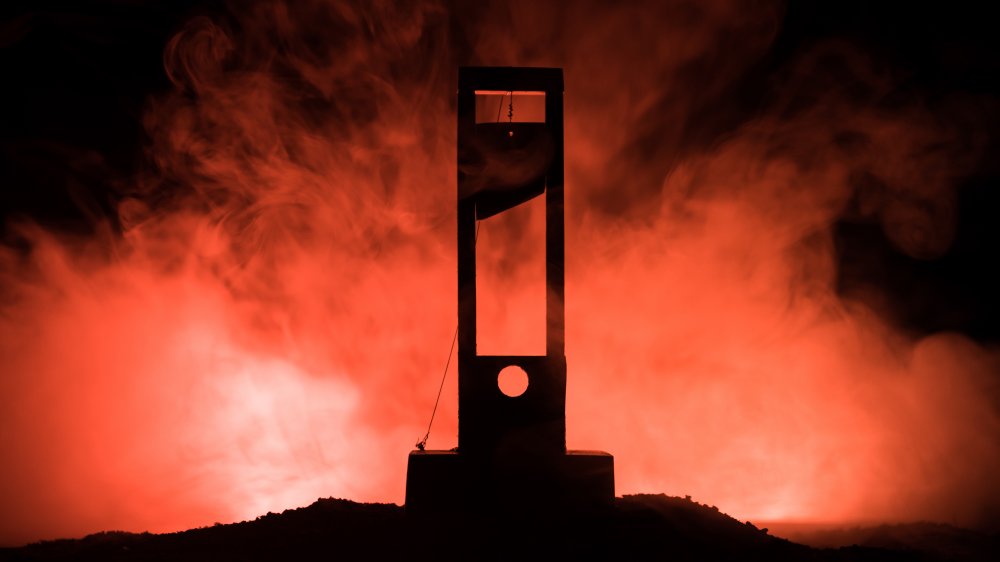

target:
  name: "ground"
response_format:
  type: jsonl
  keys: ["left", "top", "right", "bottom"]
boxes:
{"left": 2, "top": 494, "right": 996, "bottom": 561}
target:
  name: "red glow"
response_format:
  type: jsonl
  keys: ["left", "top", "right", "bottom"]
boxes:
{"left": 476, "top": 193, "right": 547, "bottom": 355}
{"left": 1, "top": 0, "right": 999, "bottom": 546}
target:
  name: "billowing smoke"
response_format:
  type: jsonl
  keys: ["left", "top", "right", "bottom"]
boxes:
{"left": 1, "top": 0, "right": 998, "bottom": 545}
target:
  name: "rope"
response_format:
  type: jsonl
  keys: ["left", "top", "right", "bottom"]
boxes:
{"left": 416, "top": 221, "right": 481, "bottom": 451}
{"left": 494, "top": 90, "right": 513, "bottom": 124}
{"left": 418, "top": 89, "right": 511, "bottom": 450}
{"left": 495, "top": 90, "right": 509, "bottom": 123}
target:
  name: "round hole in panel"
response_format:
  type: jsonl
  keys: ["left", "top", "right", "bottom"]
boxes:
{"left": 497, "top": 365, "right": 529, "bottom": 397}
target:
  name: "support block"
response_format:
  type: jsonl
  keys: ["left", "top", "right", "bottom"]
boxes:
{"left": 405, "top": 449, "right": 614, "bottom": 516}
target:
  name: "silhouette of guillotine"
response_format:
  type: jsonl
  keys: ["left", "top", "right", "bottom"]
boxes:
{"left": 406, "top": 67, "right": 614, "bottom": 514}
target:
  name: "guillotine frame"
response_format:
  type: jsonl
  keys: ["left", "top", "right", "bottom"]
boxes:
{"left": 406, "top": 66, "right": 613, "bottom": 515}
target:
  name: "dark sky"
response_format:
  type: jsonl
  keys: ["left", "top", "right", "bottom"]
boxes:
{"left": 1, "top": 0, "right": 998, "bottom": 342}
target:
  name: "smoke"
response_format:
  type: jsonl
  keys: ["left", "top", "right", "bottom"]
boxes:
{"left": 1, "top": 0, "right": 998, "bottom": 545}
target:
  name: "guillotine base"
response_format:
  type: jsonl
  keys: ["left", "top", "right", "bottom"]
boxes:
{"left": 405, "top": 449, "right": 614, "bottom": 516}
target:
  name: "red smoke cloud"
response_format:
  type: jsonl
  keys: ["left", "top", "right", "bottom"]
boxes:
{"left": 2, "top": 0, "right": 999, "bottom": 545}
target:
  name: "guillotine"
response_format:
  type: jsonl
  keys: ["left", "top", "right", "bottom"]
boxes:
{"left": 406, "top": 67, "right": 614, "bottom": 514}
